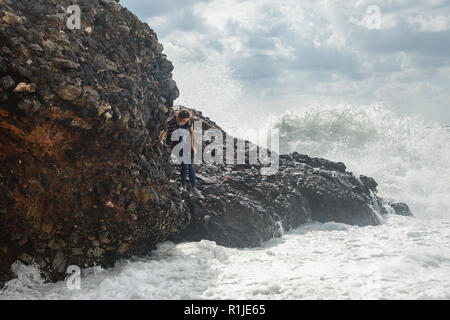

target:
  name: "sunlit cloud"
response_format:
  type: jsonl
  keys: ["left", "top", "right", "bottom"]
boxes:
{"left": 121, "top": 0, "right": 450, "bottom": 124}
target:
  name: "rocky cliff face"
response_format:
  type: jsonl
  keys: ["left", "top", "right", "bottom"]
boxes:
{"left": 0, "top": 0, "right": 188, "bottom": 285}
{"left": 168, "top": 108, "right": 411, "bottom": 248}
{"left": 0, "top": 0, "right": 412, "bottom": 287}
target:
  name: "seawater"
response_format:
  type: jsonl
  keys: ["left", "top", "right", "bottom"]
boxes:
{"left": 1, "top": 61, "right": 450, "bottom": 300}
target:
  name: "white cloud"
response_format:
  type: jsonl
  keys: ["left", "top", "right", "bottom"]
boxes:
{"left": 408, "top": 13, "right": 450, "bottom": 32}
{"left": 121, "top": 0, "right": 450, "bottom": 124}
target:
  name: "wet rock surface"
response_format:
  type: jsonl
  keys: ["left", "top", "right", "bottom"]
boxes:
{"left": 168, "top": 108, "right": 413, "bottom": 247}
{"left": 0, "top": 0, "right": 188, "bottom": 285}
{"left": 0, "top": 1, "right": 412, "bottom": 287}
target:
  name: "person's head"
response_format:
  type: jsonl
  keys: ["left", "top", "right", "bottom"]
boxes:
{"left": 176, "top": 109, "right": 191, "bottom": 126}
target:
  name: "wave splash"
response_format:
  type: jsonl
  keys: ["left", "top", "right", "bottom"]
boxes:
{"left": 273, "top": 103, "right": 450, "bottom": 219}
{"left": 172, "top": 58, "right": 450, "bottom": 220}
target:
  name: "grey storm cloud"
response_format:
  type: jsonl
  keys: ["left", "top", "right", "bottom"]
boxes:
{"left": 155, "top": 8, "right": 209, "bottom": 36}
{"left": 353, "top": 21, "right": 450, "bottom": 58}
{"left": 120, "top": 0, "right": 450, "bottom": 124}
{"left": 121, "top": 0, "right": 213, "bottom": 18}
{"left": 231, "top": 45, "right": 363, "bottom": 81}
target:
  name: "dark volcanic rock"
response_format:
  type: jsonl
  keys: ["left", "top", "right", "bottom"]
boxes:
{"left": 382, "top": 202, "right": 413, "bottom": 217}
{"left": 0, "top": 1, "right": 413, "bottom": 288}
{"left": 0, "top": 0, "right": 188, "bottom": 286}
{"left": 172, "top": 162, "right": 313, "bottom": 248}
{"left": 168, "top": 107, "right": 412, "bottom": 248}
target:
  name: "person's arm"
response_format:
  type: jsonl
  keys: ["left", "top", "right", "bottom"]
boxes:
{"left": 190, "top": 124, "right": 196, "bottom": 153}
{"left": 159, "top": 129, "right": 167, "bottom": 145}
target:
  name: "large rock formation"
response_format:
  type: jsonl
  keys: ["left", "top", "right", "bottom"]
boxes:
{"left": 0, "top": 0, "right": 188, "bottom": 285}
{"left": 168, "top": 108, "right": 412, "bottom": 248}
{"left": 0, "top": 0, "right": 412, "bottom": 287}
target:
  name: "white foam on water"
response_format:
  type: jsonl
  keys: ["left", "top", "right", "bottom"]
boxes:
{"left": 2, "top": 61, "right": 450, "bottom": 300}
{"left": 273, "top": 103, "right": 450, "bottom": 221}
{"left": 2, "top": 216, "right": 450, "bottom": 300}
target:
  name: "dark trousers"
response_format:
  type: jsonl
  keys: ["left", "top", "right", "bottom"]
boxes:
{"left": 181, "top": 151, "right": 196, "bottom": 188}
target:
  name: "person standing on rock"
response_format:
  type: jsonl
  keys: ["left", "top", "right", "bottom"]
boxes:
{"left": 160, "top": 109, "right": 204, "bottom": 198}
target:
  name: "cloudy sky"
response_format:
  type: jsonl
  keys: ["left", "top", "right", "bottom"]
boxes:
{"left": 121, "top": 0, "right": 450, "bottom": 125}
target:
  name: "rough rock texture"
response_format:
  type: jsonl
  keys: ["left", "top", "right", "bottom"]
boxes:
{"left": 168, "top": 108, "right": 413, "bottom": 248}
{"left": 0, "top": 0, "right": 188, "bottom": 285}
{"left": 167, "top": 107, "right": 311, "bottom": 247}
{"left": 0, "top": 0, "right": 412, "bottom": 287}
